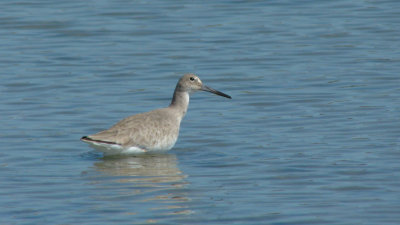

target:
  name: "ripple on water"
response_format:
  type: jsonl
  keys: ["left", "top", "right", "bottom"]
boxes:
{"left": 1, "top": 0, "right": 400, "bottom": 224}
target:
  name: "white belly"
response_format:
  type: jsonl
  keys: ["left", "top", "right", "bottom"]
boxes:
{"left": 86, "top": 135, "right": 177, "bottom": 156}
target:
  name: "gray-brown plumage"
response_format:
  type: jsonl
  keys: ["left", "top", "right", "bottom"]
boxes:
{"left": 81, "top": 74, "right": 231, "bottom": 155}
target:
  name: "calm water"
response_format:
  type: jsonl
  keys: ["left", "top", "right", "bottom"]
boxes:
{"left": 1, "top": 0, "right": 400, "bottom": 224}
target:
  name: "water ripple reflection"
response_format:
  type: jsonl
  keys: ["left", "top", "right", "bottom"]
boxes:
{"left": 84, "top": 154, "right": 192, "bottom": 222}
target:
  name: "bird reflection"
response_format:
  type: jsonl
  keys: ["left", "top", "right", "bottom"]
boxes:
{"left": 94, "top": 153, "right": 186, "bottom": 187}
{"left": 91, "top": 153, "right": 193, "bottom": 216}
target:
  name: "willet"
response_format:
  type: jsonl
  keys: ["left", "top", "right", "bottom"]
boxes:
{"left": 81, "top": 73, "right": 231, "bottom": 155}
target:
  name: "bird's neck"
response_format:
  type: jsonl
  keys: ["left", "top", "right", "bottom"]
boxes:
{"left": 169, "top": 87, "right": 189, "bottom": 119}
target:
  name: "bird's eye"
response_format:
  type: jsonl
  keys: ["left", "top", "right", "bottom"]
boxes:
{"left": 190, "top": 77, "right": 195, "bottom": 81}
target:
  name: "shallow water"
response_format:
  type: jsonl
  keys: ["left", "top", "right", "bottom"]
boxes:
{"left": 1, "top": 0, "right": 400, "bottom": 224}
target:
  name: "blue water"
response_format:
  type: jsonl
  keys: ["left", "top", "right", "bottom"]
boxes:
{"left": 1, "top": 0, "right": 400, "bottom": 224}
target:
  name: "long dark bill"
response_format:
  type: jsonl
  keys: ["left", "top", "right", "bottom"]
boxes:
{"left": 201, "top": 85, "right": 232, "bottom": 99}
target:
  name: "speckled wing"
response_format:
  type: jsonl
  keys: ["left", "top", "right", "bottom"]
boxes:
{"left": 86, "top": 108, "right": 180, "bottom": 151}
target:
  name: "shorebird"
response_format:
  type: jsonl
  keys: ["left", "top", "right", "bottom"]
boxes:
{"left": 81, "top": 74, "right": 231, "bottom": 155}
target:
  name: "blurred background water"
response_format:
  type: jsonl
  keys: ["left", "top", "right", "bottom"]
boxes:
{"left": 1, "top": 0, "right": 400, "bottom": 224}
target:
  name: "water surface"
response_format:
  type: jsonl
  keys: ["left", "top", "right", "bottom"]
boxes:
{"left": 1, "top": 0, "right": 400, "bottom": 224}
